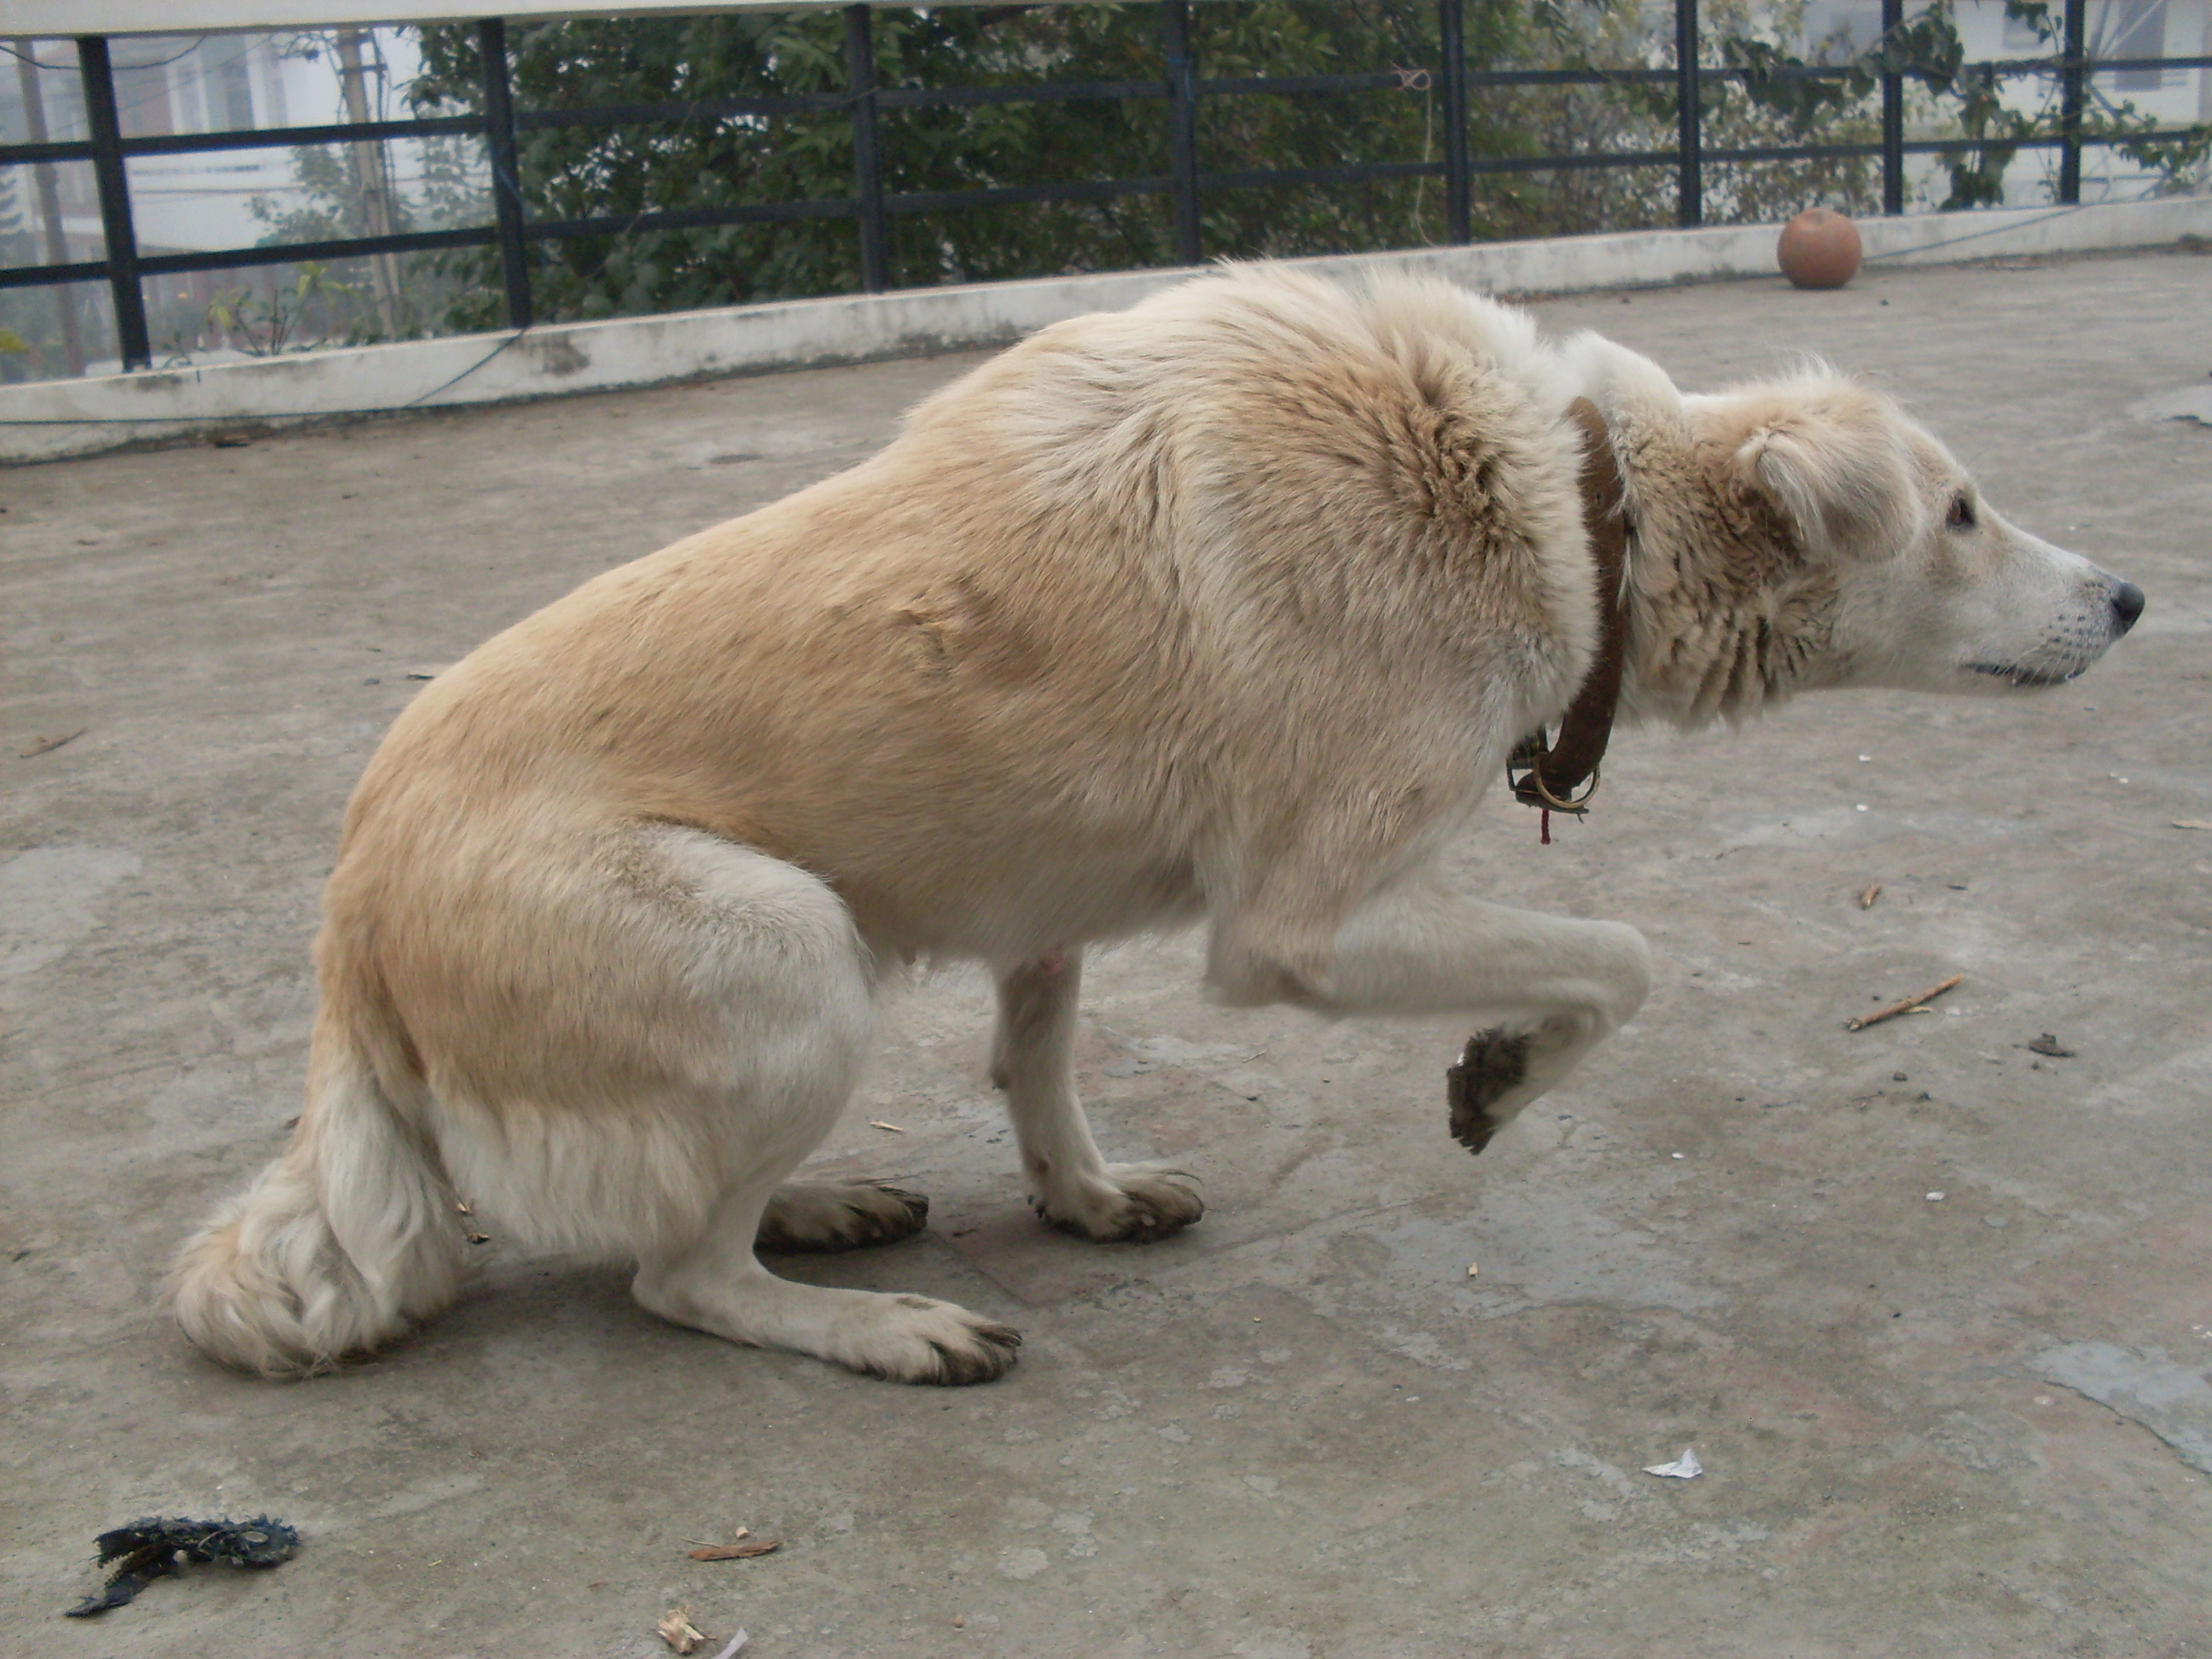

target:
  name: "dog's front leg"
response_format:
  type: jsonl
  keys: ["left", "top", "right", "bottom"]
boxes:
{"left": 1213, "top": 881, "right": 1651, "bottom": 1153}
{"left": 991, "top": 951, "right": 1204, "bottom": 1243}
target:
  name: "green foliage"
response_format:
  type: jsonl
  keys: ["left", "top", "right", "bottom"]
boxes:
{"left": 220, "top": 135, "right": 488, "bottom": 345}
{"left": 1718, "top": 0, "right": 2209, "bottom": 209}
{"left": 388, "top": 0, "right": 2211, "bottom": 331}
{"left": 248, "top": 143, "right": 371, "bottom": 245}
{"left": 207, "top": 26, "right": 492, "bottom": 351}
{"left": 1458, "top": 0, "right": 1880, "bottom": 235}
{"left": 7, "top": 0, "right": 2208, "bottom": 380}
{"left": 402, "top": 0, "right": 1892, "bottom": 329}
{"left": 407, "top": 3, "right": 1478, "bottom": 324}
{"left": 203, "top": 263, "right": 364, "bottom": 357}
{"left": 0, "top": 233, "right": 102, "bottom": 381}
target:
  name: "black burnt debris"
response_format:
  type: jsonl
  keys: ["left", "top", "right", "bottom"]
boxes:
{"left": 65, "top": 1515, "right": 300, "bottom": 1618}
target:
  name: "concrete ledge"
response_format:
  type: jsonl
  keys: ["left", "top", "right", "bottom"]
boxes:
{"left": 6, "top": 195, "right": 2206, "bottom": 463}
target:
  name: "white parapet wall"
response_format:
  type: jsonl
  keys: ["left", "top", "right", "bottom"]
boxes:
{"left": 4, "top": 195, "right": 2206, "bottom": 464}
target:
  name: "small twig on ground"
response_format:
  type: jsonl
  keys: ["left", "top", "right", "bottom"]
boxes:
{"left": 19, "top": 728, "right": 85, "bottom": 759}
{"left": 1846, "top": 973, "right": 1965, "bottom": 1032}
{"left": 1858, "top": 882, "right": 1883, "bottom": 910}
{"left": 868, "top": 1121, "right": 905, "bottom": 1132}
{"left": 687, "top": 1538, "right": 779, "bottom": 1561}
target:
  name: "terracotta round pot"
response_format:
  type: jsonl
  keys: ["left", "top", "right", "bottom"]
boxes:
{"left": 1777, "top": 208, "right": 1863, "bottom": 289}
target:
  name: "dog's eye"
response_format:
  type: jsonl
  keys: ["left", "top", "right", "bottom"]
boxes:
{"left": 1946, "top": 493, "right": 1976, "bottom": 531}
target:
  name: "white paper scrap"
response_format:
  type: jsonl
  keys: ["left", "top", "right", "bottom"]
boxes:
{"left": 1643, "top": 1447, "right": 1703, "bottom": 1480}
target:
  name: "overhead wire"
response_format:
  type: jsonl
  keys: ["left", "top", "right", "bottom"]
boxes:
{"left": 1, "top": 37, "right": 209, "bottom": 72}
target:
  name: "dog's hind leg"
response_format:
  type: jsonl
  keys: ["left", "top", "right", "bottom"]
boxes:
{"left": 990, "top": 951, "right": 1204, "bottom": 1243}
{"left": 591, "top": 830, "right": 1017, "bottom": 1382}
{"left": 636, "top": 1179, "right": 1016, "bottom": 1383}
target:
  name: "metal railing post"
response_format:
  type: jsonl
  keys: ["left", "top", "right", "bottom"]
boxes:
{"left": 1161, "top": 0, "right": 1202, "bottom": 265}
{"left": 1880, "top": 0, "right": 1905, "bottom": 213}
{"left": 846, "top": 4, "right": 889, "bottom": 293}
{"left": 77, "top": 36, "right": 150, "bottom": 371}
{"left": 14, "top": 38, "right": 86, "bottom": 375}
{"left": 1440, "top": 0, "right": 1470, "bottom": 244}
{"left": 2057, "top": 0, "right": 2087, "bottom": 202}
{"left": 1674, "top": 0, "right": 1702, "bottom": 225}
{"left": 477, "top": 18, "right": 534, "bottom": 329}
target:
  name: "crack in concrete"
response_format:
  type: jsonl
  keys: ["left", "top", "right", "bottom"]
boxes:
{"left": 2026, "top": 1341, "right": 2212, "bottom": 1476}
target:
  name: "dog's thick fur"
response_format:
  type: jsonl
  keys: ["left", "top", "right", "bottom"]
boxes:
{"left": 172, "top": 266, "right": 2140, "bottom": 1383}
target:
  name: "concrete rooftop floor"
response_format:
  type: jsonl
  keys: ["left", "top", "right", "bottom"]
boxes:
{"left": 3, "top": 247, "right": 2210, "bottom": 1659}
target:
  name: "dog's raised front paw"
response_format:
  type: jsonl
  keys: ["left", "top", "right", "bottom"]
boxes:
{"left": 755, "top": 1181, "right": 929, "bottom": 1254}
{"left": 1034, "top": 1163, "right": 1204, "bottom": 1243}
{"left": 1447, "top": 1027, "right": 1533, "bottom": 1155}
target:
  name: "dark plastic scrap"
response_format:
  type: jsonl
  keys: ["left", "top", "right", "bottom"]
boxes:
{"left": 64, "top": 1515, "right": 300, "bottom": 1617}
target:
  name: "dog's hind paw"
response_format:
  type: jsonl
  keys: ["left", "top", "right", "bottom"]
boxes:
{"left": 755, "top": 1181, "right": 929, "bottom": 1254}
{"left": 1034, "top": 1163, "right": 1204, "bottom": 1243}
{"left": 854, "top": 1295, "right": 1022, "bottom": 1386}
{"left": 1447, "top": 1028, "right": 1533, "bottom": 1155}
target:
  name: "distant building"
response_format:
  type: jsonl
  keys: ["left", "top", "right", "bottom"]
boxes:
{"left": 3, "top": 29, "right": 435, "bottom": 374}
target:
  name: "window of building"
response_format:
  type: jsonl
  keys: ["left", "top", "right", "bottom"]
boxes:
{"left": 2103, "top": 0, "right": 2168, "bottom": 90}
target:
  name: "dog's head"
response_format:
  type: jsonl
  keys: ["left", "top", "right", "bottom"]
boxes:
{"left": 1606, "top": 364, "right": 2143, "bottom": 724}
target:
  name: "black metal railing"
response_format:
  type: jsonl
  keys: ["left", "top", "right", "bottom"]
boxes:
{"left": 3, "top": 0, "right": 2207, "bottom": 372}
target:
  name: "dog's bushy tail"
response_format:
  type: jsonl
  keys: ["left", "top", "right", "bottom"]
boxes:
{"left": 171, "top": 1029, "right": 462, "bottom": 1377}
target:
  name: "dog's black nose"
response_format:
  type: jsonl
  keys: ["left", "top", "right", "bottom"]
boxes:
{"left": 2110, "top": 580, "right": 2145, "bottom": 634}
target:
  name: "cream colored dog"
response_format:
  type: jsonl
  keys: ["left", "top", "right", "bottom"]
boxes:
{"left": 172, "top": 265, "right": 2142, "bottom": 1385}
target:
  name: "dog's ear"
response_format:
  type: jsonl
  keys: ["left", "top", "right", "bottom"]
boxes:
{"left": 1732, "top": 385, "right": 1921, "bottom": 561}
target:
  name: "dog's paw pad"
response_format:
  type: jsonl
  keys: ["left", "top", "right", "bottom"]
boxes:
{"left": 1447, "top": 1028, "right": 1532, "bottom": 1155}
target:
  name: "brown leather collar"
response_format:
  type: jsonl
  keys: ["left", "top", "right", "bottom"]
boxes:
{"left": 1510, "top": 397, "right": 1631, "bottom": 816}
